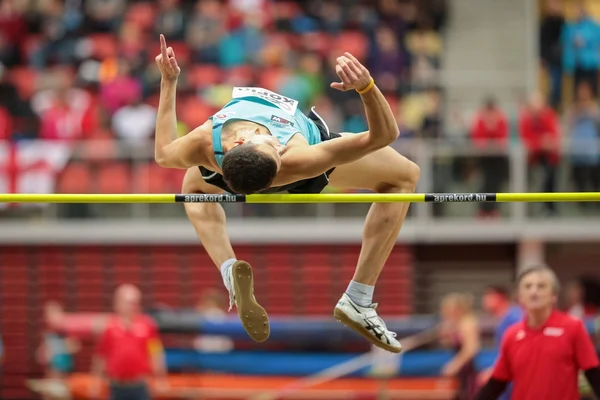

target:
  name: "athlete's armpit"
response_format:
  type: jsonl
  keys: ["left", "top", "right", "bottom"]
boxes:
{"left": 279, "top": 131, "right": 379, "bottom": 182}
{"left": 155, "top": 123, "right": 212, "bottom": 169}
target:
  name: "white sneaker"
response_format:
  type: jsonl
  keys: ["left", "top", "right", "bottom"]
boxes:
{"left": 334, "top": 293, "right": 402, "bottom": 353}
{"left": 223, "top": 261, "right": 270, "bottom": 343}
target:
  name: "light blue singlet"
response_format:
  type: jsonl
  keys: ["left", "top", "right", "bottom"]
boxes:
{"left": 210, "top": 87, "right": 322, "bottom": 167}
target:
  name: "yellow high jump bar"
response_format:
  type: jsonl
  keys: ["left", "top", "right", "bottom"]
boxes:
{"left": 1, "top": 192, "right": 600, "bottom": 203}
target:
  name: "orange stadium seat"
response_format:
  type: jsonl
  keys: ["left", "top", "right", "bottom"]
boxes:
{"left": 57, "top": 163, "right": 92, "bottom": 193}
{"left": 97, "top": 162, "right": 130, "bottom": 194}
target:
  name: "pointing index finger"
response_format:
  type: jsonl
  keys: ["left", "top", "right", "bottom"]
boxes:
{"left": 160, "top": 34, "right": 168, "bottom": 60}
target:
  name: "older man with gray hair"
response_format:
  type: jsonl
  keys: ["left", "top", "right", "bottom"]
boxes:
{"left": 475, "top": 265, "right": 600, "bottom": 400}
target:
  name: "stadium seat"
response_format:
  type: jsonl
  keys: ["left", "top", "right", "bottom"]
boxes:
{"left": 332, "top": 31, "right": 368, "bottom": 61}
{"left": 89, "top": 34, "right": 119, "bottom": 59}
{"left": 258, "top": 67, "right": 291, "bottom": 90}
{"left": 133, "top": 163, "right": 168, "bottom": 194}
{"left": 97, "top": 162, "right": 130, "bottom": 194}
{"left": 225, "top": 65, "right": 254, "bottom": 85}
{"left": 179, "top": 97, "right": 215, "bottom": 129}
{"left": 57, "top": 163, "right": 92, "bottom": 193}
{"left": 188, "top": 64, "right": 224, "bottom": 88}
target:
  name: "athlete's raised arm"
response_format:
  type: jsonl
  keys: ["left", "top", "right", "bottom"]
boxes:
{"left": 154, "top": 34, "right": 208, "bottom": 169}
{"left": 282, "top": 52, "right": 399, "bottom": 180}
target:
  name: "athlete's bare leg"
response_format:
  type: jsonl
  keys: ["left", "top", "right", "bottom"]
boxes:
{"left": 329, "top": 144, "right": 419, "bottom": 353}
{"left": 182, "top": 167, "right": 270, "bottom": 342}
{"left": 329, "top": 145, "right": 419, "bottom": 285}
{"left": 182, "top": 167, "right": 235, "bottom": 268}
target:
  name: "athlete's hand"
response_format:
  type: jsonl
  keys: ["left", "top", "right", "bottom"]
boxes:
{"left": 330, "top": 52, "right": 373, "bottom": 92}
{"left": 155, "top": 34, "right": 180, "bottom": 82}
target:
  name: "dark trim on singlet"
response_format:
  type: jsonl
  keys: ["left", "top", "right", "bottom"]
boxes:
{"left": 199, "top": 108, "right": 340, "bottom": 195}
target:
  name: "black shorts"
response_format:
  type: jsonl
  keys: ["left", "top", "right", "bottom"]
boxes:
{"left": 199, "top": 107, "right": 341, "bottom": 194}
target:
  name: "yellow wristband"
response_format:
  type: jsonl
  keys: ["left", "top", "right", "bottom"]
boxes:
{"left": 356, "top": 78, "right": 375, "bottom": 94}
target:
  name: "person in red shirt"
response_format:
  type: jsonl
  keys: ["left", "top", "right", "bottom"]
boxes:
{"left": 470, "top": 97, "right": 509, "bottom": 218}
{"left": 518, "top": 93, "right": 561, "bottom": 216}
{"left": 475, "top": 266, "right": 600, "bottom": 400}
{"left": 91, "top": 284, "right": 167, "bottom": 400}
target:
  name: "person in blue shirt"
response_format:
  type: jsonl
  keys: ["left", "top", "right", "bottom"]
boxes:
{"left": 153, "top": 34, "right": 419, "bottom": 353}
{"left": 480, "top": 285, "right": 524, "bottom": 400}
{"left": 562, "top": 4, "right": 600, "bottom": 98}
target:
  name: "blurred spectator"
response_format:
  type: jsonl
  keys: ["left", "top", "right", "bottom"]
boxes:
{"left": 565, "top": 81, "right": 600, "bottom": 203}
{"left": 405, "top": 17, "right": 442, "bottom": 91}
{"left": 0, "top": 63, "right": 38, "bottom": 140}
{"left": 519, "top": 92, "right": 560, "bottom": 216}
{"left": 479, "top": 286, "right": 523, "bottom": 400}
{"left": 36, "top": 301, "right": 81, "bottom": 400}
{"left": 91, "top": 284, "right": 168, "bottom": 400}
{"left": 0, "top": 0, "right": 28, "bottom": 68}
{"left": 566, "top": 276, "right": 600, "bottom": 319}
{"left": 99, "top": 58, "right": 142, "bottom": 115}
{"left": 367, "top": 26, "right": 407, "bottom": 94}
{"left": 37, "top": 77, "right": 89, "bottom": 142}
{"left": 112, "top": 90, "right": 156, "bottom": 147}
{"left": 186, "top": 0, "right": 225, "bottom": 64}
{"left": 439, "top": 292, "right": 480, "bottom": 400}
{"left": 540, "top": 0, "right": 565, "bottom": 110}
{"left": 84, "top": 0, "right": 125, "bottom": 33}
{"left": 193, "top": 288, "right": 234, "bottom": 353}
{"left": 470, "top": 97, "right": 509, "bottom": 218}
{"left": 154, "top": 0, "right": 185, "bottom": 41}
{"left": 30, "top": 0, "right": 82, "bottom": 70}
{"left": 562, "top": 3, "right": 600, "bottom": 98}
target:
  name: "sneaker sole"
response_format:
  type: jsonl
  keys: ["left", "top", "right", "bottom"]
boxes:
{"left": 232, "top": 261, "right": 270, "bottom": 343}
{"left": 333, "top": 307, "right": 402, "bottom": 353}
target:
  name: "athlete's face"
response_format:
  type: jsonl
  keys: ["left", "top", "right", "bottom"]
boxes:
{"left": 518, "top": 271, "right": 556, "bottom": 312}
{"left": 235, "top": 129, "right": 285, "bottom": 168}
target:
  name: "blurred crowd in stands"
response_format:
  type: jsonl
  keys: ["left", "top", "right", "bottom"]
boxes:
{"left": 0, "top": 0, "right": 446, "bottom": 142}
{"left": 3, "top": 0, "right": 600, "bottom": 218}
{"left": 0, "top": 0, "right": 454, "bottom": 213}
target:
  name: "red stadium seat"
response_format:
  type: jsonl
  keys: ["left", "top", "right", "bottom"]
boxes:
{"left": 258, "top": 68, "right": 290, "bottom": 91}
{"left": 179, "top": 97, "right": 215, "bottom": 129}
{"left": 332, "top": 31, "right": 368, "bottom": 61}
{"left": 57, "top": 163, "right": 92, "bottom": 193}
{"left": 225, "top": 65, "right": 254, "bottom": 86}
{"left": 133, "top": 163, "right": 168, "bottom": 193}
{"left": 188, "top": 64, "right": 224, "bottom": 88}
{"left": 97, "top": 162, "right": 131, "bottom": 194}
{"left": 89, "top": 34, "right": 119, "bottom": 59}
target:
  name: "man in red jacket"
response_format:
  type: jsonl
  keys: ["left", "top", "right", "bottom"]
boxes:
{"left": 475, "top": 266, "right": 600, "bottom": 400}
{"left": 518, "top": 93, "right": 561, "bottom": 215}
{"left": 471, "top": 97, "right": 509, "bottom": 218}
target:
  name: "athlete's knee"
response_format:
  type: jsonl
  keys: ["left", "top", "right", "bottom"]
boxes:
{"left": 378, "top": 158, "right": 420, "bottom": 193}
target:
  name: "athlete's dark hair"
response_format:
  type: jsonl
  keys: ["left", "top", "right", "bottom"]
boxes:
{"left": 222, "top": 143, "right": 278, "bottom": 194}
